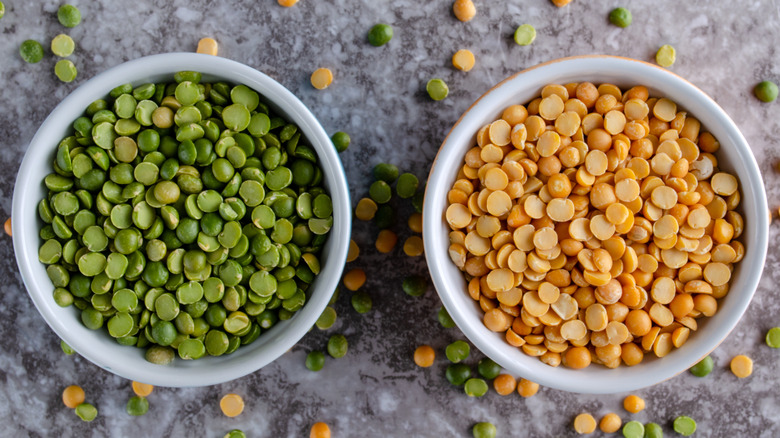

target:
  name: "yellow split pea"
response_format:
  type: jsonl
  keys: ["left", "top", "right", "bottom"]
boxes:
{"left": 452, "top": 49, "right": 476, "bottom": 72}
{"left": 311, "top": 68, "right": 333, "bottom": 90}
{"left": 444, "top": 81, "right": 744, "bottom": 371}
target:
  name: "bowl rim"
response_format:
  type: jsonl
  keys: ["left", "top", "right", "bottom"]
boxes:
{"left": 12, "top": 52, "right": 351, "bottom": 387}
{"left": 423, "top": 54, "right": 769, "bottom": 394}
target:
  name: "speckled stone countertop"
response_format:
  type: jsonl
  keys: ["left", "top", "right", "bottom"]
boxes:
{"left": 2, "top": 1, "right": 780, "bottom": 436}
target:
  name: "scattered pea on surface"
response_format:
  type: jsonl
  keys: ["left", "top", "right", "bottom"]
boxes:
{"left": 453, "top": 0, "right": 476, "bottom": 22}
{"left": 767, "top": 327, "right": 780, "bottom": 348}
{"left": 452, "top": 49, "right": 476, "bottom": 72}
{"left": 375, "top": 229, "right": 398, "bottom": 253}
{"left": 224, "top": 430, "right": 247, "bottom": 438}
{"left": 310, "top": 422, "right": 331, "bottom": 438}
{"left": 445, "top": 363, "right": 472, "bottom": 385}
{"left": 408, "top": 213, "right": 423, "bottom": 233}
{"left": 316, "top": 306, "right": 337, "bottom": 330}
{"left": 492, "top": 374, "right": 517, "bottom": 395}
{"left": 126, "top": 396, "right": 149, "bottom": 416}
{"left": 369, "top": 180, "right": 393, "bottom": 204}
{"left": 347, "top": 239, "right": 360, "bottom": 262}
{"left": 730, "top": 354, "right": 753, "bottom": 378}
{"left": 355, "top": 198, "right": 378, "bottom": 220}
{"left": 514, "top": 24, "right": 536, "bottom": 46}
{"left": 0, "top": 1, "right": 4, "bottom": 19}
{"left": 472, "top": 422, "right": 497, "bottom": 438}
{"left": 477, "top": 357, "right": 501, "bottom": 379}
{"left": 445, "top": 340, "right": 470, "bottom": 363}
{"left": 426, "top": 78, "right": 449, "bottom": 101}
{"left": 196, "top": 37, "right": 219, "bottom": 56}
{"left": 343, "top": 268, "right": 366, "bottom": 291}
{"left": 60, "top": 340, "right": 75, "bottom": 355}
{"left": 368, "top": 23, "right": 393, "bottom": 46}
{"left": 754, "top": 80, "right": 778, "bottom": 102}
{"left": 311, "top": 68, "right": 334, "bottom": 90}
{"left": 656, "top": 44, "right": 676, "bottom": 67}
{"left": 608, "top": 7, "right": 632, "bottom": 27}
{"left": 438, "top": 307, "right": 456, "bottom": 328}
{"left": 62, "top": 385, "right": 85, "bottom": 409}
{"left": 132, "top": 381, "right": 154, "bottom": 397}
{"left": 57, "top": 4, "right": 81, "bottom": 28}
{"left": 306, "top": 351, "right": 326, "bottom": 371}
{"left": 623, "top": 394, "right": 645, "bottom": 413}
{"left": 622, "top": 420, "right": 645, "bottom": 438}
{"left": 19, "top": 40, "right": 44, "bottom": 63}
{"left": 55, "top": 59, "right": 78, "bottom": 82}
{"left": 673, "top": 416, "right": 697, "bottom": 436}
{"left": 644, "top": 423, "right": 663, "bottom": 438}
{"left": 51, "top": 34, "right": 75, "bottom": 57}
{"left": 517, "top": 378, "right": 539, "bottom": 397}
{"left": 327, "top": 334, "right": 348, "bottom": 358}
{"left": 351, "top": 290, "right": 372, "bottom": 314}
{"left": 220, "top": 394, "right": 245, "bottom": 417}
{"left": 599, "top": 413, "right": 622, "bottom": 433}
{"left": 551, "top": 0, "right": 573, "bottom": 6}
{"left": 331, "top": 131, "right": 351, "bottom": 152}
{"left": 574, "top": 413, "right": 597, "bottom": 434}
{"left": 689, "top": 356, "right": 713, "bottom": 377}
{"left": 278, "top": 0, "right": 300, "bottom": 6}
{"left": 413, "top": 345, "right": 435, "bottom": 367}
{"left": 396, "top": 173, "right": 419, "bottom": 198}
{"left": 373, "top": 163, "right": 399, "bottom": 183}
{"left": 464, "top": 378, "right": 488, "bottom": 397}
{"left": 75, "top": 403, "right": 97, "bottom": 422}
{"left": 403, "top": 236, "right": 424, "bottom": 257}
{"left": 4, "top": 218, "right": 11, "bottom": 236}
{"left": 402, "top": 275, "right": 427, "bottom": 297}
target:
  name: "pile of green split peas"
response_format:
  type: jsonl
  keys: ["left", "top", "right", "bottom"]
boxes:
{"left": 38, "top": 71, "right": 333, "bottom": 363}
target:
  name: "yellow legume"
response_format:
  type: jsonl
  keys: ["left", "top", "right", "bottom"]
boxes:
{"left": 375, "top": 230, "right": 398, "bottom": 254}
{"left": 311, "top": 68, "right": 333, "bottom": 90}
{"left": 517, "top": 378, "right": 540, "bottom": 397}
{"left": 220, "top": 393, "right": 244, "bottom": 417}
{"left": 413, "top": 345, "right": 435, "bottom": 367}
{"left": 452, "top": 49, "right": 476, "bottom": 72}
{"left": 310, "top": 422, "right": 331, "bottom": 438}
{"left": 408, "top": 213, "right": 423, "bottom": 233}
{"left": 403, "top": 236, "right": 424, "bottom": 257}
{"left": 196, "top": 37, "right": 218, "bottom": 56}
{"left": 452, "top": 0, "right": 476, "bottom": 22}
{"left": 62, "top": 385, "right": 85, "bottom": 409}
{"left": 279, "top": 0, "right": 300, "bottom": 6}
{"left": 347, "top": 239, "right": 360, "bottom": 262}
{"left": 623, "top": 394, "right": 645, "bottom": 413}
{"left": 343, "top": 268, "right": 366, "bottom": 291}
{"left": 599, "top": 413, "right": 622, "bottom": 433}
{"left": 355, "top": 198, "right": 378, "bottom": 221}
{"left": 132, "top": 381, "right": 154, "bottom": 397}
{"left": 4, "top": 218, "right": 11, "bottom": 236}
{"left": 574, "top": 413, "right": 597, "bottom": 434}
{"left": 730, "top": 354, "right": 753, "bottom": 378}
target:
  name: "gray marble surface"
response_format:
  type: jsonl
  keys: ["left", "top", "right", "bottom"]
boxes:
{"left": 1, "top": 0, "right": 780, "bottom": 436}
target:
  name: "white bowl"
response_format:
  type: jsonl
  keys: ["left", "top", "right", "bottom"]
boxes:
{"left": 423, "top": 55, "right": 769, "bottom": 394}
{"left": 12, "top": 53, "right": 351, "bottom": 387}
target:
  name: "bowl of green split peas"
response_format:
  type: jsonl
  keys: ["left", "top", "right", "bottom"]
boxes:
{"left": 12, "top": 52, "right": 351, "bottom": 387}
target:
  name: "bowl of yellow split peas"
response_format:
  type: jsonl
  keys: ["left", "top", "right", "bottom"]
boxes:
{"left": 423, "top": 55, "right": 769, "bottom": 394}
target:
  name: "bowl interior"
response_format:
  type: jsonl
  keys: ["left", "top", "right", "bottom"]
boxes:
{"left": 12, "top": 53, "right": 351, "bottom": 387}
{"left": 423, "top": 56, "right": 769, "bottom": 394}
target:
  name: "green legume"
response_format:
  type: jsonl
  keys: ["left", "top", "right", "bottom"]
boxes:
{"left": 445, "top": 363, "right": 471, "bottom": 385}
{"left": 0, "top": 2, "right": 4, "bottom": 20}
{"left": 369, "top": 180, "right": 392, "bottom": 204}
{"left": 327, "top": 334, "right": 348, "bottom": 358}
{"left": 514, "top": 24, "right": 536, "bottom": 46}
{"left": 316, "top": 306, "right": 337, "bottom": 330}
{"left": 673, "top": 416, "right": 696, "bottom": 436}
{"left": 126, "top": 396, "right": 150, "bottom": 416}
{"left": 438, "top": 307, "right": 456, "bottom": 328}
{"left": 472, "top": 422, "right": 497, "bottom": 438}
{"left": 61, "top": 340, "right": 76, "bottom": 355}
{"left": 368, "top": 23, "right": 393, "bottom": 46}
{"left": 306, "top": 350, "right": 326, "bottom": 371}
{"left": 51, "top": 34, "right": 75, "bottom": 57}
{"left": 644, "top": 423, "right": 663, "bottom": 438}
{"left": 331, "top": 131, "right": 350, "bottom": 152}
{"left": 689, "top": 355, "right": 713, "bottom": 377}
{"left": 351, "top": 290, "right": 373, "bottom": 314}
{"left": 55, "top": 59, "right": 78, "bottom": 82}
{"left": 396, "top": 173, "right": 419, "bottom": 198}
{"left": 477, "top": 358, "right": 501, "bottom": 380}
{"left": 75, "top": 403, "right": 97, "bottom": 422}
{"left": 755, "top": 80, "right": 778, "bottom": 103}
{"left": 224, "top": 430, "right": 246, "bottom": 438}
{"left": 464, "top": 378, "right": 488, "bottom": 397}
{"left": 622, "top": 420, "right": 645, "bottom": 438}
{"left": 372, "top": 163, "right": 399, "bottom": 183}
{"left": 58, "top": 4, "right": 82, "bottom": 28}
{"left": 402, "top": 275, "right": 427, "bottom": 297}
{"left": 426, "top": 78, "right": 449, "bottom": 101}
{"left": 609, "top": 7, "right": 632, "bottom": 28}
{"left": 446, "top": 340, "right": 470, "bottom": 363}
{"left": 766, "top": 326, "right": 780, "bottom": 348}
{"left": 19, "top": 40, "right": 44, "bottom": 63}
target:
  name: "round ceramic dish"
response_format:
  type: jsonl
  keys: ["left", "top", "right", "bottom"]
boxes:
{"left": 423, "top": 55, "right": 768, "bottom": 394}
{"left": 12, "top": 52, "right": 351, "bottom": 387}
